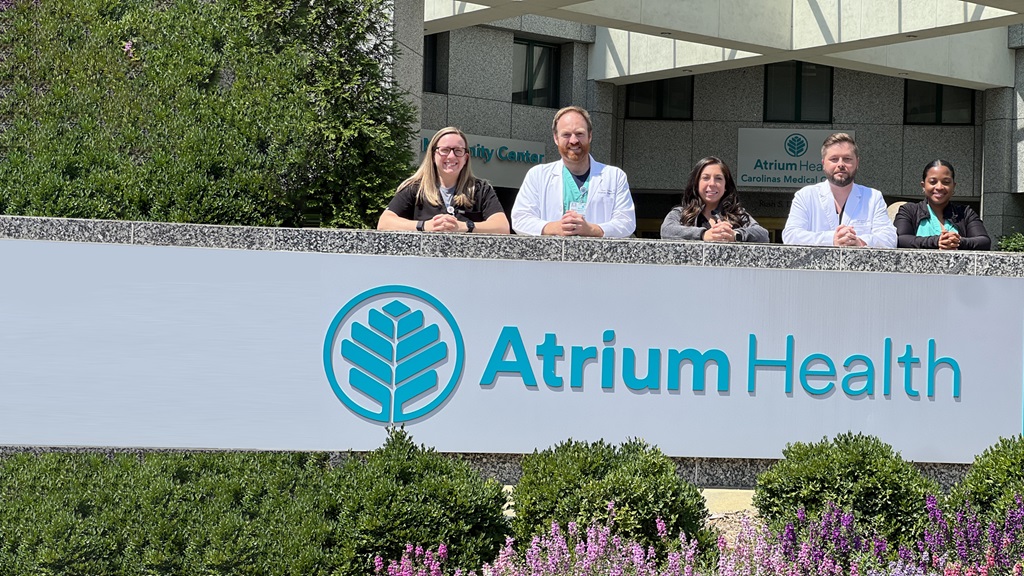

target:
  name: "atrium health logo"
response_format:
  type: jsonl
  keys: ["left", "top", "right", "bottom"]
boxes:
{"left": 323, "top": 285, "right": 464, "bottom": 423}
{"left": 785, "top": 133, "right": 809, "bottom": 157}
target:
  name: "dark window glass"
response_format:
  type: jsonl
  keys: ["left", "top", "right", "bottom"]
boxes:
{"left": 423, "top": 34, "right": 438, "bottom": 93}
{"left": 764, "top": 61, "right": 833, "bottom": 123}
{"left": 626, "top": 76, "right": 693, "bottom": 120}
{"left": 904, "top": 80, "right": 974, "bottom": 125}
{"left": 905, "top": 80, "right": 937, "bottom": 123}
{"left": 512, "top": 39, "right": 559, "bottom": 107}
{"left": 764, "top": 61, "right": 798, "bottom": 122}
{"left": 627, "top": 82, "right": 657, "bottom": 118}
{"left": 799, "top": 63, "right": 831, "bottom": 122}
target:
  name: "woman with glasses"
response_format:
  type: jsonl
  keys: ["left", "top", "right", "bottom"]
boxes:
{"left": 377, "top": 127, "right": 510, "bottom": 233}
{"left": 660, "top": 157, "right": 768, "bottom": 242}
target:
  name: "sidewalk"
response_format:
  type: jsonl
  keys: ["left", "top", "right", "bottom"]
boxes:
{"left": 702, "top": 489, "right": 755, "bottom": 515}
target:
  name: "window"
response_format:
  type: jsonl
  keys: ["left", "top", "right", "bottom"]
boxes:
{"left": 904, "top": 80, "right": 974, "bottom": 125}
{"left": 626, "top": 77, "right": 693, "bottom": 120}
{"left": 513, "top": 39, "right": 559, "bottom": 107}
{"left": 423, "top": 34, "right": 438, "bottom": 93}
{"left": 763, "top": 61, "right": 833, "bottom": 123}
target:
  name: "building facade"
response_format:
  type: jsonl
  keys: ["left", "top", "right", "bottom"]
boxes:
{"left": 392, "top": 1, "right": 1024, "bottom": 241}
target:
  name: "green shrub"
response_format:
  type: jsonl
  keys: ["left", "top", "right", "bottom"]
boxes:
{"left": 0, "top": 0, "right": 414, "bottom": 228}
{"left": 948, "top": 435, "right": 1024, "bottom": 524}
{"left": 0, "top": 451, "right": 343, "bottom": 575}
{"left": 752, "top": 432, "right": 938, "bottom": 548}
{"left": 0, "top": 432, "right": 507, "bottom": 575}
{"left": 335, "top": 428, "right": 509, "bottom": 575}
{"left": 512, "top": 438, "right": 714, "bottom": 556}
{"left": 998, "top": 232, "right": 1024, "bottom": 252}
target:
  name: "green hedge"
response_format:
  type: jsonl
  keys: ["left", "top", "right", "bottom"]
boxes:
{"left": 753, "top": 432, "right": 939, "bottom": 549}
{"left": 0, "top": 0, "right": 414, "bottom": 228}
{"left": 0, "top": 430, "right": 507, "bottom": 575}
{"left": 948, "top": 435, "right": 1024, "bottom": 524}
{"left": 512, "top": 438, "right": 714, "bottom": 557}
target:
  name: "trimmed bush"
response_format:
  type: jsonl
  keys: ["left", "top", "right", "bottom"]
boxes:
{"left": 0, "top": 0, "right": 414, "bottom": 228}
{"left": 512, "top": 438, "right": 714, "bottom": 556}
{"left": 752, "top": 432, "right": 939, "bottom": 548}
{"left": 0, "top": 430, "right": 507, "bottom": 575}
{"left": 948, "top": 435, "right": 1024, "bottom": 524}
{"left": 335, "top": 428, "right": 509, "bottom": 574}
{"left": 0, "top": 451, "right": 344, "bottom": 575}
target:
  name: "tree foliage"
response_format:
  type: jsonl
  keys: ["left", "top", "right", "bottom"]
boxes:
{"left": 0, "top": 0, "right": 414, "bottom": 227}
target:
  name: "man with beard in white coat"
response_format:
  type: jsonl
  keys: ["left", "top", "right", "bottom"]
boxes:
{"left": 782, "top": 132, "right": 896, "bottom": 248}
{"left": 511, "top": 106, "right": 636, "bottom": 238}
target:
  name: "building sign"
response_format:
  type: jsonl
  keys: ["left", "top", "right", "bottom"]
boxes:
{"left": 737, "top": 128, "right": 853, "bottom": 188}
{"left": 1, "top": 239, "right": 1022, "bottom": 462}
{"left": 418, "top": 130, "right": 547, "bottom": 189}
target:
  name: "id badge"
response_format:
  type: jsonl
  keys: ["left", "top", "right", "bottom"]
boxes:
{"left": 568, "top": 201, "right": 586, "bottom": 214}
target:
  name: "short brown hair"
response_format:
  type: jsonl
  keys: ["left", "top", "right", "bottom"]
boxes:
{"left": 551, "top": 106, "right": 593, "bottom": 134}
{"left": 821, "top": 132, "right": 858, "bottom": 158}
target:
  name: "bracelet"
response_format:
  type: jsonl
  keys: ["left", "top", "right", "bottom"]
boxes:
{"left": 416, "top": 220, "right": 425, "bottom": 232}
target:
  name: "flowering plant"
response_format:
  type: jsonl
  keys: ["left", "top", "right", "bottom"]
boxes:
{"left": 376, "top": 496, "right": 1024, "bottom": 576}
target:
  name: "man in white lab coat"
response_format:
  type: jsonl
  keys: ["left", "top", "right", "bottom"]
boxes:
{"left": 511, "top": 106, "right": 636, "bottom": 238}
{"left": 782, "top": 133, "right": 896, "bottom": 248}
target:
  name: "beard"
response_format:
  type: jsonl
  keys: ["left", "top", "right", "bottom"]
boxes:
{"left": 559, "top": 141, "right": 590, "bottom": 163}
{"left": 826, "top": 167, "right": 856, "bottom": 187}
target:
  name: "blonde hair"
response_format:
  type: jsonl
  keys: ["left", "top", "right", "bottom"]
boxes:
{"left": 821, "top": 132, "right": 859, "bottom": 159}
{"left": 551, "top": 106, "right": 593, "bottom": 134}
{"left": 398, "top": 127, "right": 477, "bottom": 209}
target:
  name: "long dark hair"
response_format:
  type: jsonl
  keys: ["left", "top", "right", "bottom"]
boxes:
{"left": 678, "top": 157, "right": 750, "bottom": 227}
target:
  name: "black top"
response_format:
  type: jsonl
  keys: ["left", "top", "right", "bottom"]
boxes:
{"left": 893, "top": 200, "right": 991, "bottom": 250}
{"left": 387, "top": 179, "right": 504, "bottom": 223}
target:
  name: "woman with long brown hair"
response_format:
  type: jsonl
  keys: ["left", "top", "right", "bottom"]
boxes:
{"left": 660, "top": 156, "right": 768, "bottom": 242}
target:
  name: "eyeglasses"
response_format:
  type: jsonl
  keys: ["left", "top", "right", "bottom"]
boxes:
{"left": 434, "top": 147, "right": 467, "bottom": 157}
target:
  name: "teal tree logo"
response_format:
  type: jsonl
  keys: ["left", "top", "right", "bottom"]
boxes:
{"left": 785, "top": 133, "right": 809, "bottom": 157}
{"left": 323, "top": 286, "right": 464, "bottom": 423}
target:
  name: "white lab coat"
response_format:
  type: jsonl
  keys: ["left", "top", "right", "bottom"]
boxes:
{"left": 782, "top": 181, "right": 897, "bottom": 248}
{"left": 511, "top": 156, "right": 636, "bottom": 238}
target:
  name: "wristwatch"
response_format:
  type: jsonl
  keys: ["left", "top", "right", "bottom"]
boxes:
{"left": 416, "top": 220, "right": 425, "bottom": 232}
{"left": 466, "top": 220, "right": 475, "bottom": 233}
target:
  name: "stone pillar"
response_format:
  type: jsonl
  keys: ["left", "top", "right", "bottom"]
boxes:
{"left": 392, "top": 0, "right": 424, "bottom": 137}
{"left": 981, "top": 33, "right": 1024, "bottom": 239}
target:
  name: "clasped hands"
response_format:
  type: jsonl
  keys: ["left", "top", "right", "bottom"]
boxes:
{"left": 833, "top": 224, "right": 866, "bottom": 247}
{"left": 937, "top": 230, "right": 961, "bottom": 250}
{"left": 702, "top": 219, "right": 736, "bottom": 242}
{"left": 555, "top": 210, "right": 595, "bottom": 236}
{"left": 421, "top": 213, "right": 463, "bottom": 232}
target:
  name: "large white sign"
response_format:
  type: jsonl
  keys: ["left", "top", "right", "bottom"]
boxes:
{"left": 1, "top": 239, "right": 1021, "bottom": 462}
{"left": 418, "top": 130, "right": 547, "bottom": 189}
{"left": 737, "top": 128, "right": 853, "bottom": 188}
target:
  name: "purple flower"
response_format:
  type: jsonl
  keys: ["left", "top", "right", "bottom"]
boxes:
{"left": 656, "top": 516, "right": 668, "bottom": 539}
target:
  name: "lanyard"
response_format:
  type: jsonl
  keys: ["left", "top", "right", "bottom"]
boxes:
{"left": 561, "top": 166, "right": 590, "bottom": 212}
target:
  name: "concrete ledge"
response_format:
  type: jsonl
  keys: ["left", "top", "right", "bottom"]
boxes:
{"left": 1, "top": 214, "right": 1021, "bottom": 276}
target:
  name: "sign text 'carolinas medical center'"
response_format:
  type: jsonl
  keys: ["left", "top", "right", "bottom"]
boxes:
{"left": 737, "top": 128, "right": 852, "bottom": 187}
